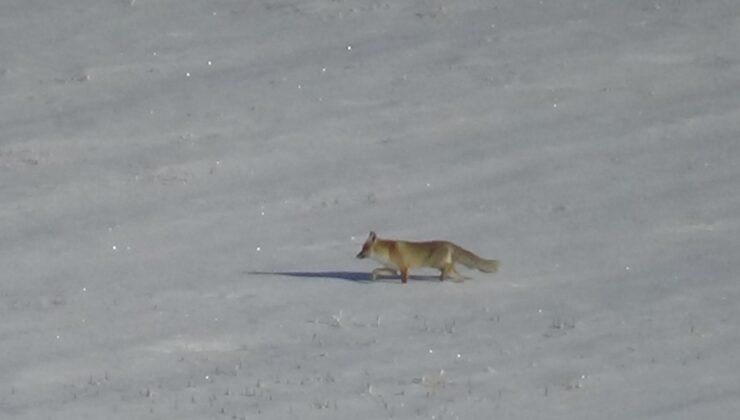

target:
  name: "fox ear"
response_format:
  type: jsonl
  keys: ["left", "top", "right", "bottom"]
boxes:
{"left": 368, "top": 231, "right": 377, "bottom": 242}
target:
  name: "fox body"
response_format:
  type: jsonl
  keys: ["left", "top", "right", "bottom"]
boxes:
{"left": 356, "top": 231, "right": 499, "bottom": 283}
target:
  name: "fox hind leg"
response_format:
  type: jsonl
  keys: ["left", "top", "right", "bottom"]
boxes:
{"left": 449, "top": 267, "right": 465, "bottom": 282}
{"left": 440, "top": 264, "right": 465, "bottom": 282}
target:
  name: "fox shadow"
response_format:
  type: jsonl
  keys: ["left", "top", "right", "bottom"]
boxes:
{"left": 246, "top": 271, "right": 441, "bottom": 283}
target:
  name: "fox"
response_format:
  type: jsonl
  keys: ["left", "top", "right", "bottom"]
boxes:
{"left": 355, "top": 231, "right": 499, "bottom": 284}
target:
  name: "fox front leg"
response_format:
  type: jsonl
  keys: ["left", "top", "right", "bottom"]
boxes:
{"left": 371, "top": 267, "right": 397, "bottom": 281}
{"left": 400, "top": 268, "right": 409, "bottom": 284}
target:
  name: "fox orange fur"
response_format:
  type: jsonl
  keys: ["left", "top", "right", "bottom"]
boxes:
{"left": 356, "top": 231, "right": 499, "bottom": 284}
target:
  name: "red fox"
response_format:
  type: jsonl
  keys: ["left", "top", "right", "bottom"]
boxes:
{"left": 356, "top": 231, "right": 499, "bottom": 284}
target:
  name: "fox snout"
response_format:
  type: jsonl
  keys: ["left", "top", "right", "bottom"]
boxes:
{"left": 356, "top": 244, "right": 370, "bottom": 259}
{"left": 357, "top": 231, "right": 376, "bottom": 259}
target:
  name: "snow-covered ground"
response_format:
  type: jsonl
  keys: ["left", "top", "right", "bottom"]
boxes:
{"left": 2, "top": 0, "right": 739, "bottom": 418}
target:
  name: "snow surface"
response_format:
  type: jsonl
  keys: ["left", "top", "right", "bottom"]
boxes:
{"left": 2, "top": 0, "right": 740, "bottom": 419}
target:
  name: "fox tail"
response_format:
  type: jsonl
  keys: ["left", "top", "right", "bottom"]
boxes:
{"left": 453, "top": 246, "right": 500, "bottom": 273}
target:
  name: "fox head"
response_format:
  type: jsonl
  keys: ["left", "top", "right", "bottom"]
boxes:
{"left": 356, "top": 231, "right": 377, "bottom": 259}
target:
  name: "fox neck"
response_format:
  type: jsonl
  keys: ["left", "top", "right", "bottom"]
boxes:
{"left": 368, "top": 243, "right": 397, "bottom": 269}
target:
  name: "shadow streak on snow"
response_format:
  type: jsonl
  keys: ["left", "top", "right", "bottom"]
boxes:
{"left": 246, "top": 271, "right": 441, "bottom": 283}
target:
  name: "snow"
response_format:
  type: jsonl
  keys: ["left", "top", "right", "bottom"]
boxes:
{"left": 2, "top": 0, "right": 739, "bottom": 419}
